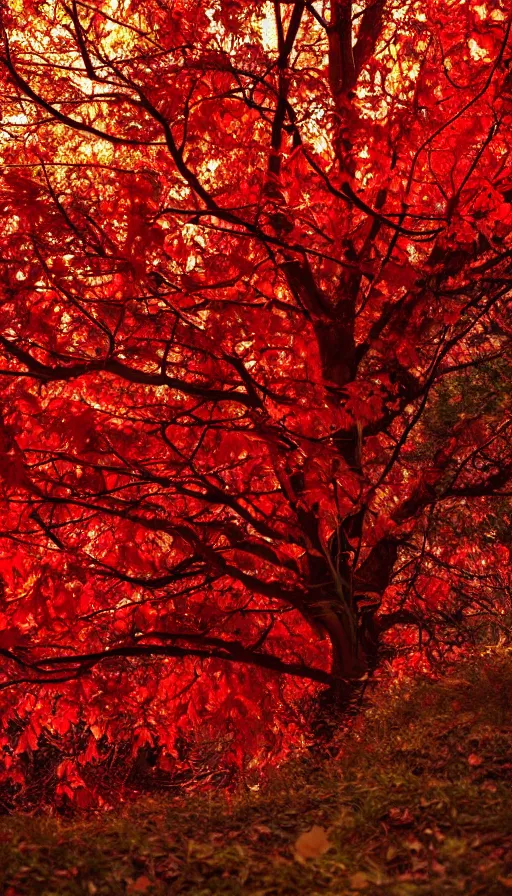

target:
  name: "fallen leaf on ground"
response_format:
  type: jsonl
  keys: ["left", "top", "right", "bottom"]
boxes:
{"left": 252, "top": 823, "right": 272, "bottom": 836}
{"left": 350, "top": 871, "right": 369, "bottom": 889}
{"left": 432, "top": 860, "right": 446, "bottom": 875}
{"left": 468, "top": 753, "right": 483, "bottom": 767}
{"left": 388, "top": 807, "right": 414, "bottom": 826}
{"left": 294, "top": 825, "right": 331, "bottom": 860}
{"left": 128, "top": 876, "right": 152, "bottom": 893}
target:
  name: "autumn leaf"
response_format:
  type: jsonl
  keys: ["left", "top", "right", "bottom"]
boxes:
{"left": 294, "top": 826, "right": 331, "bottom": 861}
{"left": 349, "top": 871, "right": 369, "bottom": 890}
{"left": 127, "top": 876, "right": 152, "bottom": 893}
{"left": 468, "top": 754, "right": 484, "bottom": 767}
{"left": 387, "top": 807, "right": 414, "bottom": 826}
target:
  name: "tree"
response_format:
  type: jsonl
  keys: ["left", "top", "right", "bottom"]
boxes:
{"left": 0, "top": 0, "right": 510, "bottom": 802}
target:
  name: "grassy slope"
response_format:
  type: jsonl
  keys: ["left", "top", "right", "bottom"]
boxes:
{"left": 1, "top": 649, "right": 511, "bottom": 896}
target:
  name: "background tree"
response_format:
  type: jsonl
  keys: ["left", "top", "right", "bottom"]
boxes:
{"left": 0, "top": 0, "right": 510, "bottom": 803}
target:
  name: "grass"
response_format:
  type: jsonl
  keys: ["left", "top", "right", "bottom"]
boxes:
{"left": 1, "top": 648, "right": 511, "bottom": 895}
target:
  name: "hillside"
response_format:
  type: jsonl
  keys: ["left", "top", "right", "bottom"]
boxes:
{"left": 1, "top": 650, "right": 511, "bottom": 896}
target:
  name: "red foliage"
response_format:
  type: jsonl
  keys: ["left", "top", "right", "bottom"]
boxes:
{"left": 0, "top": 0, "right": 510, "bottom": 806}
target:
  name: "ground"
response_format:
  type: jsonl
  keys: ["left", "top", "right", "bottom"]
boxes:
{"left": 1, "top": 649, "right": 511, "bottom": 895}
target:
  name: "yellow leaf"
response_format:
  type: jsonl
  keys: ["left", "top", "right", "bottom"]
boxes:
{"left": 294, "top": 825, "right": 331, "bottom": 861}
